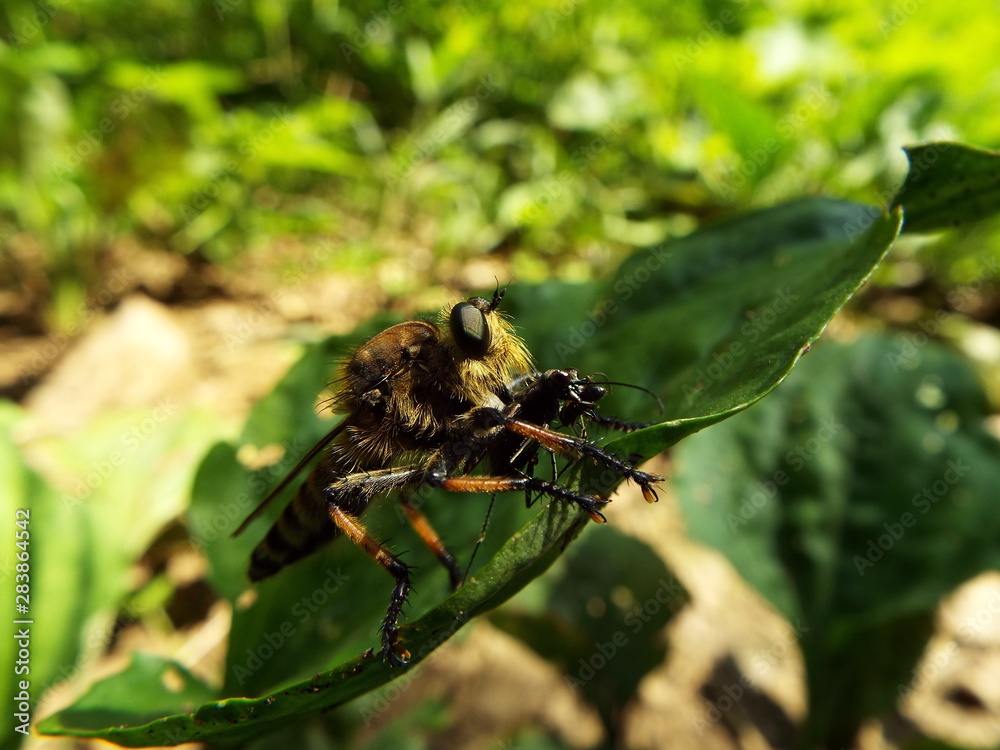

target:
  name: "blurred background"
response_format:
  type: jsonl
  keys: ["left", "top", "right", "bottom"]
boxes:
{"left": 2, "top": 0, "right": 1000, "bottom": 748}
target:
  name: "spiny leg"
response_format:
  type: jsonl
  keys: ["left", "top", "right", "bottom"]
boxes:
{"left": 586, "top": 413, "right": 655, "bottom": 433}
{"left": 400, "top": 498, "right": 463, "bottom": 590}
{"left": 497, "top": 415, "right": 665, "bottom": 503}
{"left": 438, "top": 474, "right": 610, "bottom": 523}
{"left": 322, "top": 465, "right": 426, "bottom": 665}
{"left": 327, "top": 504, "right": 413, "bottom": 666}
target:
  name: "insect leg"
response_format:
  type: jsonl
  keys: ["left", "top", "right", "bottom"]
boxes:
{"left": 586, "top": 413, "right": 655, "bottom": 432}
{"left": 322, "top": 465, "right": 425, "bottom": 665}
{"left": 400, "top": 498, "right": 463, "bottom": 590}
{"left": 435, "top": 474, "right": 610, "bottom": 523}
{"left": 498, "top": 415, "right": 665, "bottom": 503}
{"left": 326, "top": 505, "right": 412, "bottom": 665}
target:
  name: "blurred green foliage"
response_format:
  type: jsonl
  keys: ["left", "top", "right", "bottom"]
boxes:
{"left": 2, "top": 0, "right": 999, "bottom": 331}
{"left": 676, "top": 333, "right": 1000, "bottom": 745}
{"left": 5, "top": 1, "right": 1000, "bottom": 749}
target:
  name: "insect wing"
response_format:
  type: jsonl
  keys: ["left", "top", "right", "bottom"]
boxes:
{"left": 232, "top": 418, "right": 350, "bottom": 537}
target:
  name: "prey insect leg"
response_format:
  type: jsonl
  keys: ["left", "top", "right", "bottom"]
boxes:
{"left": 586, "top": 413, "right": 655, "bottom": 432}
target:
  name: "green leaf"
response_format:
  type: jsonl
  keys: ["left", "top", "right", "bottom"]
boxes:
{"left": 581, "top": 198, "right": 902, "bottom": 466}
{"left": 547, "top": 72, "right": 618, "bottom": 131}
{"left": 405, "top": 37, "right": 441, "bottom": 104}
{"left": 37, "top": 501, "right": 588, "bottom": 746}
{"left": 893, "top": 141, "right": 1000, "bottom": 233}
{"left": 0, "top": 403, "right": 61, "bottom": 750}
{"left": 36, "top": 654, "right": 216, "bottom": 737}
{"left": 674, "top": 334, "right": 1000, "bottom": 744}
{"left": 106, "top": 60, "right": 245, "bottom": 122}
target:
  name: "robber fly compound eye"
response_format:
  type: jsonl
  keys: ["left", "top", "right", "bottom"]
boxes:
{"left": 450, "top": 300, "right": 492, "bottom": 359}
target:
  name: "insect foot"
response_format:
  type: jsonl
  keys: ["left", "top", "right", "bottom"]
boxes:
{"left": 631, "top": 469, "right": 665, "bottom": 503}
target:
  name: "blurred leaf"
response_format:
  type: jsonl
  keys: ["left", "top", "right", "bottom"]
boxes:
{"left": 690, "top": 76, "right": 785, "bottom": 183}
{"left": 7, "top": 404, "right": 220, "bottom": 748}
{"left": 0, "top": 403, "right": 63, "bottom": 750}
{"left": 238, "top": 336, "right": 350, "bottom": 449}
{"left": 674, "top": 334, "right": 1000, "bottom": 744}
{"left": 36, "top": 653, "right": 215, "bottom": 736}
{"left": 547, "top": 72, "right": 618, "bottom": 131}
{"left": 38, "top": 404, "right": 221, "bottom": 584}
{"left": 497, "top": 177, "right": 581, "bottom": 229}
{"left": 391, "top": 95, "right": 483, "bottom": 175}
{"left": 1, "top": 42, "right": 94, "bottom": 76}
{"left": 893, "top": 141, "right": 1000, "bottom": 233}
{"left": 405, "top": 37, "right": 440, "bottom": 104}
{"left": 107, "top": 60, "right": 244, "bottom": 121}
{"left": 253, "top": 138, "right": 362, "bottom": 175}
{"left": 0, "top": 399, "right": 218, "bottom": 750}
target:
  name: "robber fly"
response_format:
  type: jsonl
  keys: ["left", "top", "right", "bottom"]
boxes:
{"left": 233, "top": 288, "right": 662, "bottom": 665}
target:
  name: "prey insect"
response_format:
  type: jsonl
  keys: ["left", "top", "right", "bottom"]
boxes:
{"left": 233, "top": 288, "right": 663, "bottom": 665}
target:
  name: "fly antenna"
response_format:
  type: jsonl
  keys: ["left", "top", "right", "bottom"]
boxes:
{"left": 489, "top": 277, "right": 508, "bottom": 312}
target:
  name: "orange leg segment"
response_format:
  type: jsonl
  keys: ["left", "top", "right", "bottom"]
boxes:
{"left": 400, "top": 499, "right": 462, "bottom": 590}
{"left": 441, "top": 474, "right": 609, "bottom": 523}
{"left": 328, "top": 505, "right": 412, "bottom": 665}
{"left": 501, "top": 417, "right": 664, "bottom": 503}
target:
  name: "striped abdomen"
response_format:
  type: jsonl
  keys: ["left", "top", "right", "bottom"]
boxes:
{"left": 248, "top": 453, "right": 350, "bottom": 582}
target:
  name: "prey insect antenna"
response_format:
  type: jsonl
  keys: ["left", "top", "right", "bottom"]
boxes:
{"left": 591, "top": 375, "right": 665, "bottom": 415}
